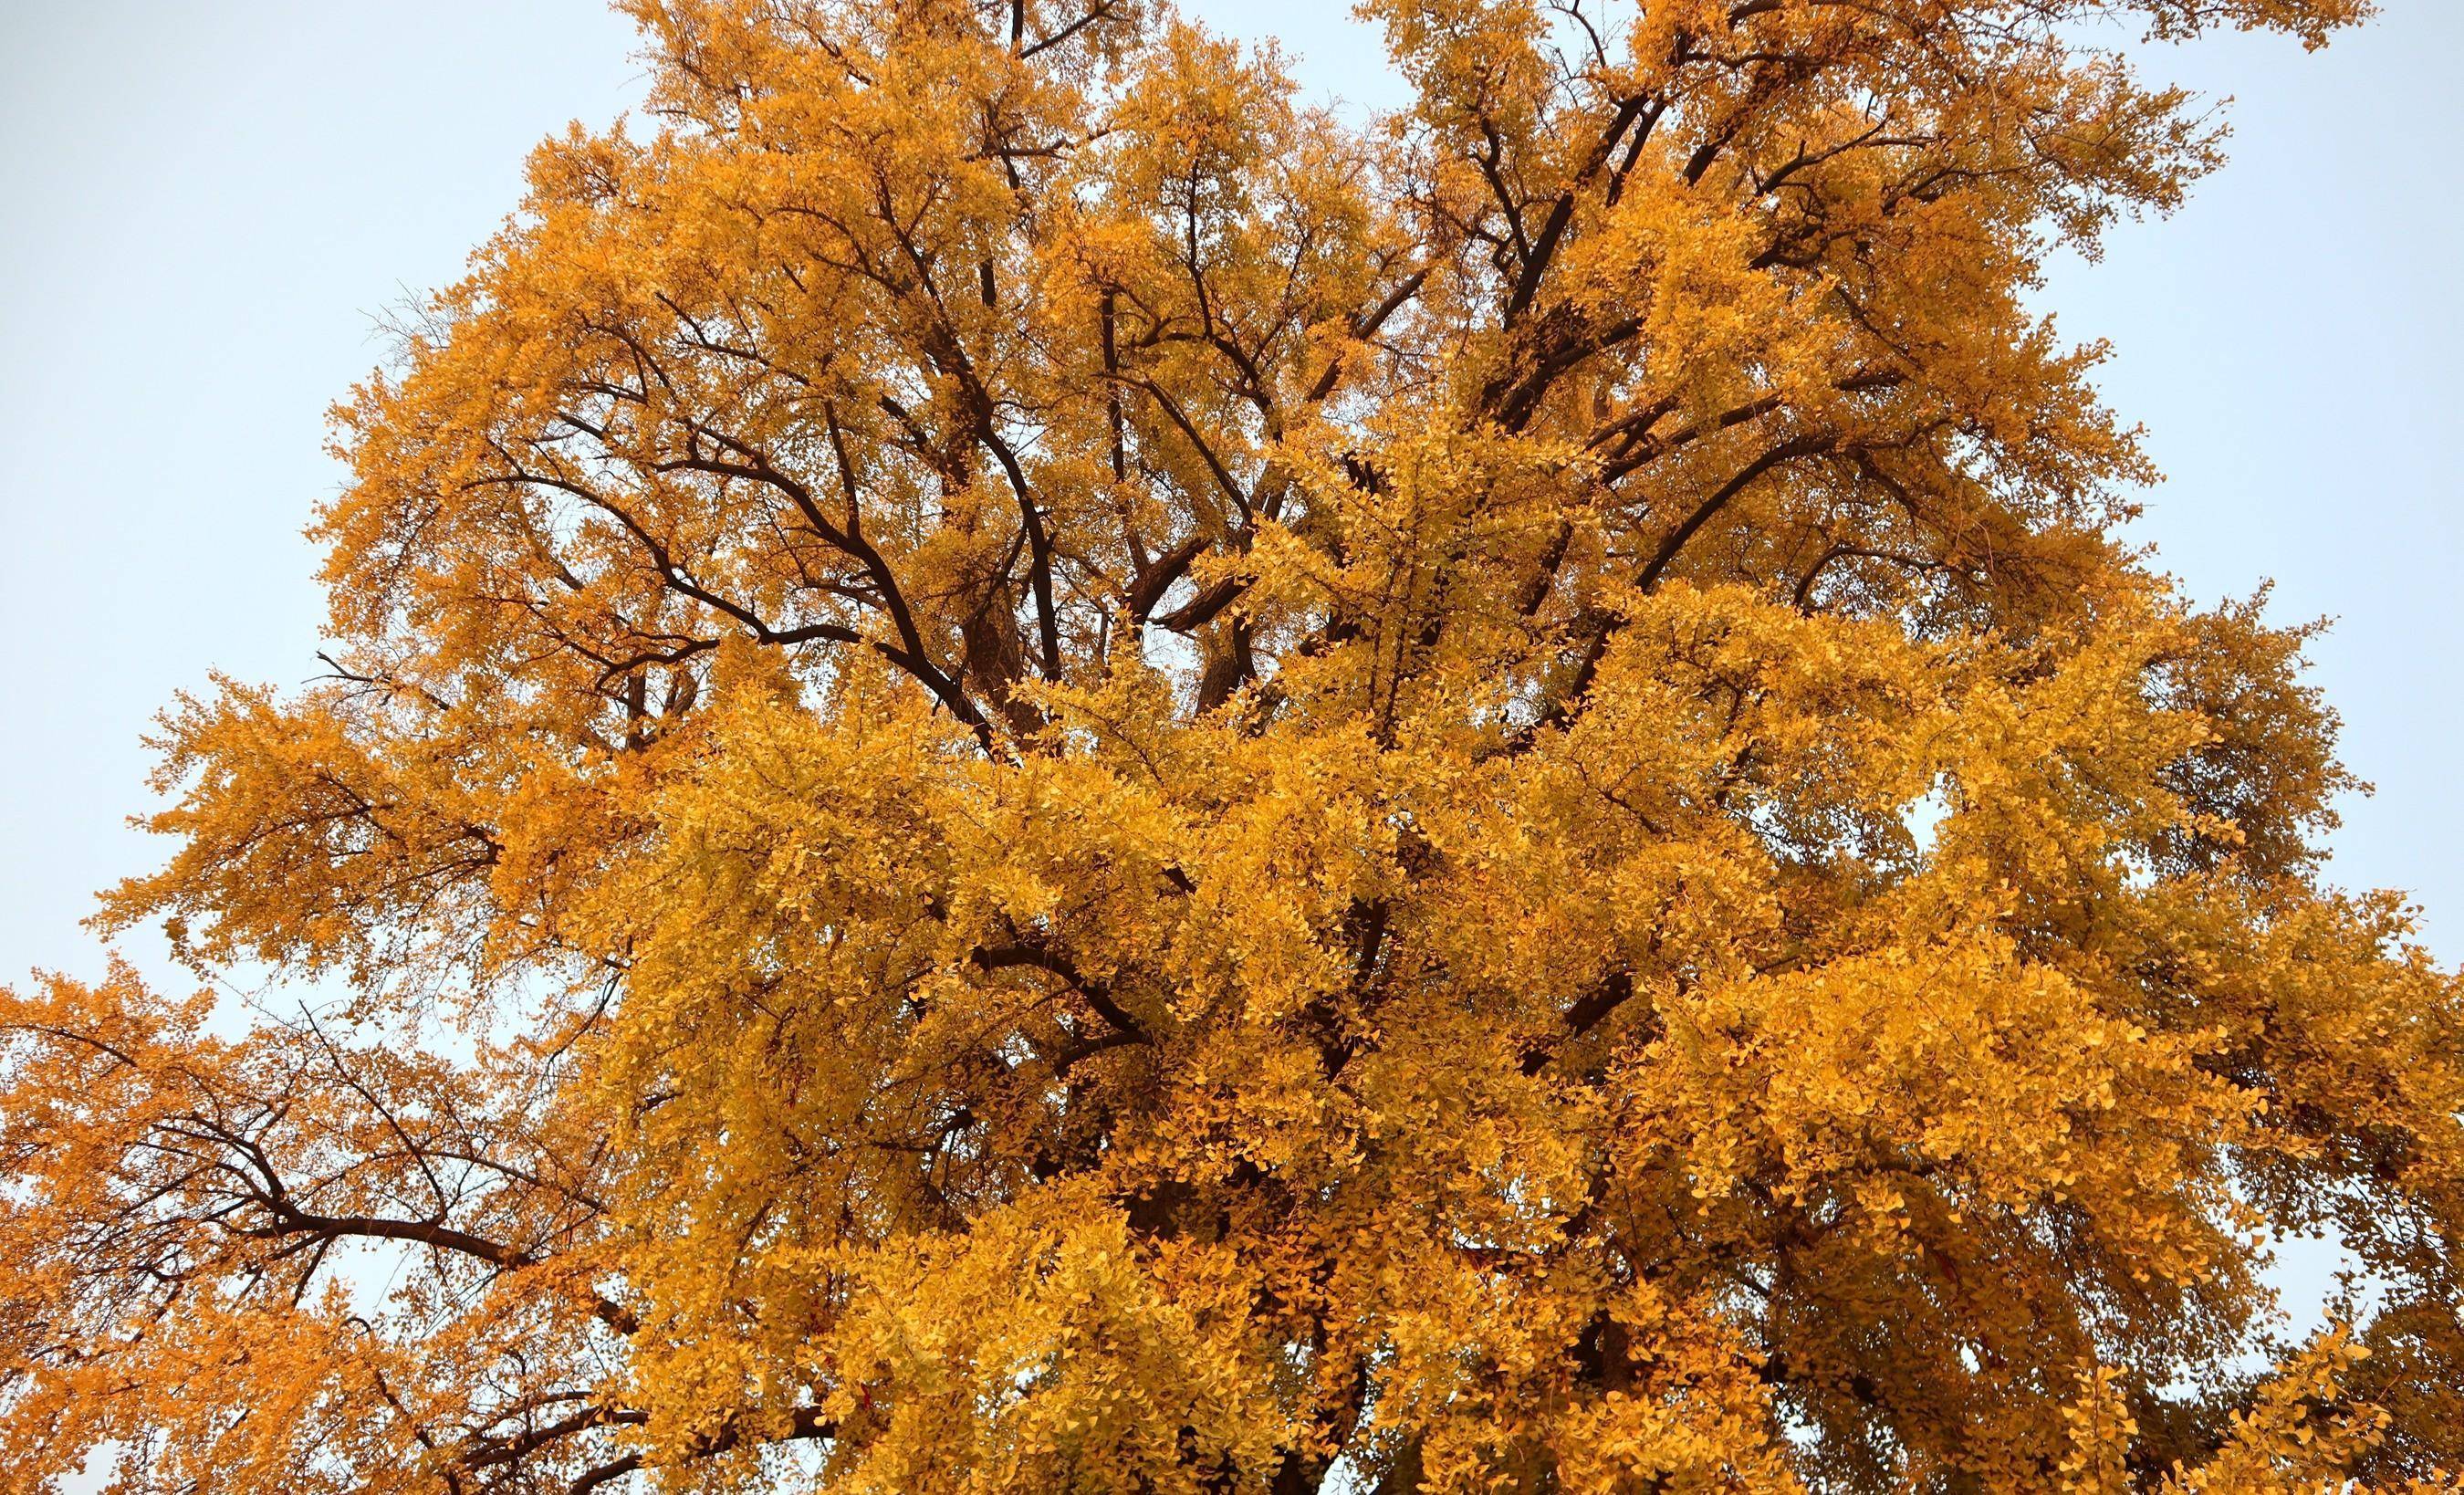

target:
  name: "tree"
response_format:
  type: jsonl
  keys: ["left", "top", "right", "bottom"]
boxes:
{"left": 5, "top": 0, "right": 2458, "bottom": 1489}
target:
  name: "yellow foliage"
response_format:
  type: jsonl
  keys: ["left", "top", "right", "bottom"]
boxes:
{"left": 10, "top": 0, "right": 2459, "bottom": 1491}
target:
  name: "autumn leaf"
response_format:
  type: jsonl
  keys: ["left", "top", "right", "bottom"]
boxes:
{"left": 11, "top": 0, "right": 2459, "bottom": 1491}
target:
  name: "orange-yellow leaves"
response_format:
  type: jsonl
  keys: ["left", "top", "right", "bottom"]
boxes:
{"left": 8, "top": 0, "right": 2458, "bottom": 1491}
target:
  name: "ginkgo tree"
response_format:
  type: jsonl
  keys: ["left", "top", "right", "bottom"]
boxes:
{"left": 5, "top": 0, "right": 2459, "bottom": 1490}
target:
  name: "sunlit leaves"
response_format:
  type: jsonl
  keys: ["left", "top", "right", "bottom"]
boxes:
{"left": 7, "top": 0, "right": 2454, "bottom": 1490}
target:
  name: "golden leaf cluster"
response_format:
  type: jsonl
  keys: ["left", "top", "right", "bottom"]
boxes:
{"left": 8, "top": 0, "right": 2459, "bottom": 1490}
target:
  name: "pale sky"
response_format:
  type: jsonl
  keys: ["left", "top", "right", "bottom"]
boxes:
{"left": 4, "top": 0, "right": 2458, "bottom": 1002}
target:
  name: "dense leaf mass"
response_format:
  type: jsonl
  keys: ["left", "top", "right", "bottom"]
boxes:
{"left": 7, "top": 0, "right": 2460, "bottom": 1490}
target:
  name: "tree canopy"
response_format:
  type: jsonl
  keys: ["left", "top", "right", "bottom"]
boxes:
{"left": 7, "top": 0, "right": 2460, "bottom": 1490}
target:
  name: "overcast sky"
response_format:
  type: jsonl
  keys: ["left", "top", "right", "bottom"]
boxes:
{"left": 4, "top": 0, "right": 2459, "bottom": 1006}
